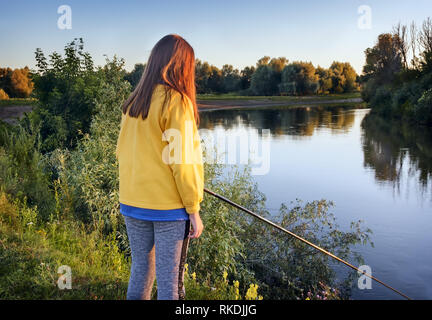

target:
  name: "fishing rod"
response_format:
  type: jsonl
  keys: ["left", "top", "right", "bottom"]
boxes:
{"left": 204, "top": 187, "right": 411, "bottom": 300}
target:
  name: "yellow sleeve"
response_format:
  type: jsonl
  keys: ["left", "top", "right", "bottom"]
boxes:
{"left": 161, "top": 90, "right": 204, "bottom": 214}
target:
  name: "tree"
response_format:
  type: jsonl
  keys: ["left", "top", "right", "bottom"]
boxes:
{"left": 195, "top": 59, "right": 212, "bottom": 94}
{"left": 0, "top": 68, "right": 12, "bottom": 96}
{"left": 124, "top": 63, "right": 145, "bottom": 89}
{"left": 0, "top": 67, "right": 34, "bottom": 98}
{"left": 250, "top": 56, "right": 286, "bottom": 95}
{"left": 250, "top": 65, "right": 276, "bottom": 95}
{"left": 240, "top": 66, "right": 255, "bottom": 90}
{"left": 361, "top": 33, "right": 403, "bottom": 84}
{"left": 315, "top": 66, "right": 333, "bottom": 94}
{"left": 30, "top": 38, "right": 120, "bottom": 153}
{"left": 329, "top": 62, "right": 358, "bottom": 93}
{"left": 207, "top": 66, "right": 224, "bottom": 93}
{"left": 221, "top": 64, "right": 241, "bottom": 93}
{"left": 10, "top": 67, "right": 34, "bottom": 98}
{"left": 0, "top": 88, "right": 9, "bottom": 100}
{"left": 256, "top": 56, "right": 271, "bottom": 67}
{"left": 279, "top": 62, "right": 319, "bottom": 95}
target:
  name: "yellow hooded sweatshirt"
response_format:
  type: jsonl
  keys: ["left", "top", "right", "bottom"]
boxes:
{"left": 115, "top": 84, "right": 203, "bottom": 214}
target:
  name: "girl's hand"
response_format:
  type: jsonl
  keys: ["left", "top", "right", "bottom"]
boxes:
{"left": 189, "top": 212, "right": 204, "bottom": 239}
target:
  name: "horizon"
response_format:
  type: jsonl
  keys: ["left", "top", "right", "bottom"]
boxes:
{"left": 1, "top": 1, "right": 432, "bottom": 74}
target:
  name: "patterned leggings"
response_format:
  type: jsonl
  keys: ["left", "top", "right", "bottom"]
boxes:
{"left": 123, "top": 215, "right": 190, "bottom": 300}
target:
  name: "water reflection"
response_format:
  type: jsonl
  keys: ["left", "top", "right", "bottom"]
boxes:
{"left": 199, "top": 105, "right": 357, "bottom": 137}
{"left": 199, "top": 105, "right": 432, "bottom": 299}
{"left": 361, "top": 114, "right": 432, "bottom": 199}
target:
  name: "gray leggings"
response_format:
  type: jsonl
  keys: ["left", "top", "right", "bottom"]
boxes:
{"left": 124, "top": 215, "right": 190, "bottom": 300}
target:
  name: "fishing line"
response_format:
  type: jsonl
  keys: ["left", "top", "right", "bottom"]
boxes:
{"left": 204, "top": 187, "right": 411, "bottom": 300}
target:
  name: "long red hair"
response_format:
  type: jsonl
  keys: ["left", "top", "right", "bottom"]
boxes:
{"left": 121, "top": 34, "right": 198, "bottom": 123}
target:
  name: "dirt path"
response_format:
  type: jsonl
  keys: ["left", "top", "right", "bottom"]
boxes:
{"left": 197, "top": 97, "right": 363, "bottom": 112}
{"left": 0, "top": 105, "right": 34, "bottom": 124}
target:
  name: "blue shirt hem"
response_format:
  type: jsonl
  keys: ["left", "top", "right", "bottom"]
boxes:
{"left": 120, "top": 203, "right": 189, "bottom": 221}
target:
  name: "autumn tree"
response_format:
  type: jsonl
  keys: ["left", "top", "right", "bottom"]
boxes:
{"left": 0, "top": 88, "right": 9, "bottom": 100}
{"left": 329, "top": 62, "right": 358, "bottom": 93}
{"left": 0, "top": 67, "right": 34, "bottom": 98}
{"left": 315, "top": 66, "right": 333, "bottom": 94}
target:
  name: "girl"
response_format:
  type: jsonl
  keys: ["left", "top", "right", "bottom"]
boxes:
{"left": 115, "top": 34, "right": 204, "bottom": 300}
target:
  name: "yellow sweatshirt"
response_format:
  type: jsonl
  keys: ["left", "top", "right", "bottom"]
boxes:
{"left": 115, "top": 84, "right": 204, "bottom": 214}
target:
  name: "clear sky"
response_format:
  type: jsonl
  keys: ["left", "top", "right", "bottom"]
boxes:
{"left": 1, "top": 0, "right": 431, "bottom": 74}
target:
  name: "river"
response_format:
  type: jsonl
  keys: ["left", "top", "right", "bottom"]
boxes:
{"left": 199, "top": 105, "right": 432, "bottom": 300}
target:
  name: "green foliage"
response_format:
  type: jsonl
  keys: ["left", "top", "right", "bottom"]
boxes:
{"left": 361, "top": 18, "right": 432, "bottom": 125}
{"left": 250, "top": 65, "right": 277, "bottom": 95}
{"left": 124, "top": 63, "right": 145, "bottom": 89}
{"left": 51, "top": 56, "right": 130, "bottom": 234}
{"left": 31, "top": 38, "right": 105, "bottom": 152}
{"left": 415, "top": 89, "right": 432, "bottom": 124}
{"left": 241, "top": 200, "right": 372, "bottom": 299}
{"left": 221, "top": 64, "right": 241, "bottom": 93}
{"left": 279, "top": 62, "right": 319, "bottom": 95}
{"left": 361, "top": 33, "right": 403, "bottom": 85}
{"left": 0, "top": 120, "right": 55, "bottom": 221}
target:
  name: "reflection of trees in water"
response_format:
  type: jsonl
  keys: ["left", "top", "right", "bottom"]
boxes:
{"left": 199, "top": 105, "right": 357, "bottom": 137}
{"left": 361, "top": 114, "right": 432, "bottom": 196}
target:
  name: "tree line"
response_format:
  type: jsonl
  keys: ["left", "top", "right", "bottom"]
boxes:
{"left": 360, "top": 17, "right": 432, "bottom": 125}
{"left": 0, "top": 49, "right": 360, "bottom": 103}
{"left": 125, "top": 57, "right": 359, "bottom": 96}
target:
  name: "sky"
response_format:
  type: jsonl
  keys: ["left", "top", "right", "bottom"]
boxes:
{"left": 1, "top": 0, "right": 431, "bottom": 74}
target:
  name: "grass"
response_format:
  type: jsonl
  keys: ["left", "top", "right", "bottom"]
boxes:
{"left": 0, "top": 191, "right": 261, "bottom": 300}
{"left": 197, "top": 92, "right": 361, "bottom": 101}
{"left": 0, "top": 98, "right": 38, "bottom": 107}
{"left": 0, "top": 192, "right": 130, "bottom": 299}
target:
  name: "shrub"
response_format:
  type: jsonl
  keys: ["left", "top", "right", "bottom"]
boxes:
{"left": 0, "top": 120, "right": 55, "bottom": 221}
{"left": 415, "top": 89, "right": 432, "bottom": 125}
{"left": 31, "top": 38, "right": 104, "bottom": 152}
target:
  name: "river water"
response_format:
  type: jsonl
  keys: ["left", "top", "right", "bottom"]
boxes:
{"left": 199, "top": 105, "right": 432, "bottom": 300}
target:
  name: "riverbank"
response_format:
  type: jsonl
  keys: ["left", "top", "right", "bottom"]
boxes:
{"left": 198, "top": 97, "right": 364, "bottom": 112}
{"left": 0, "top": 98, "right": 37, "bottom": 124}
{"left": 0, "top": 94, "right": 364, "bottom": 123}
{"left": 197, "top": 92, "right": 363, "bottom": 111}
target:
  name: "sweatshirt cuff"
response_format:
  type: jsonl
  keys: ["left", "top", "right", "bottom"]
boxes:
{"left": 185, "top": 203, "right": 200, "bottom": 214}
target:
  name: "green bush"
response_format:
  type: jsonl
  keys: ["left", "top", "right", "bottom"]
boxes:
{"left": 415, "top": 89, "right": 432, "bottom": 125}
{"left": 31, "top": 38, "right": 107, "bottom": 153}
{"left": 0, "top": 120, "right": 55, "bottom": 221}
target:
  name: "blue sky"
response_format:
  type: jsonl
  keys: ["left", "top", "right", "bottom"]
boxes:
{"left": 1, "top": 0, "right": 431, "bottom": 74}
